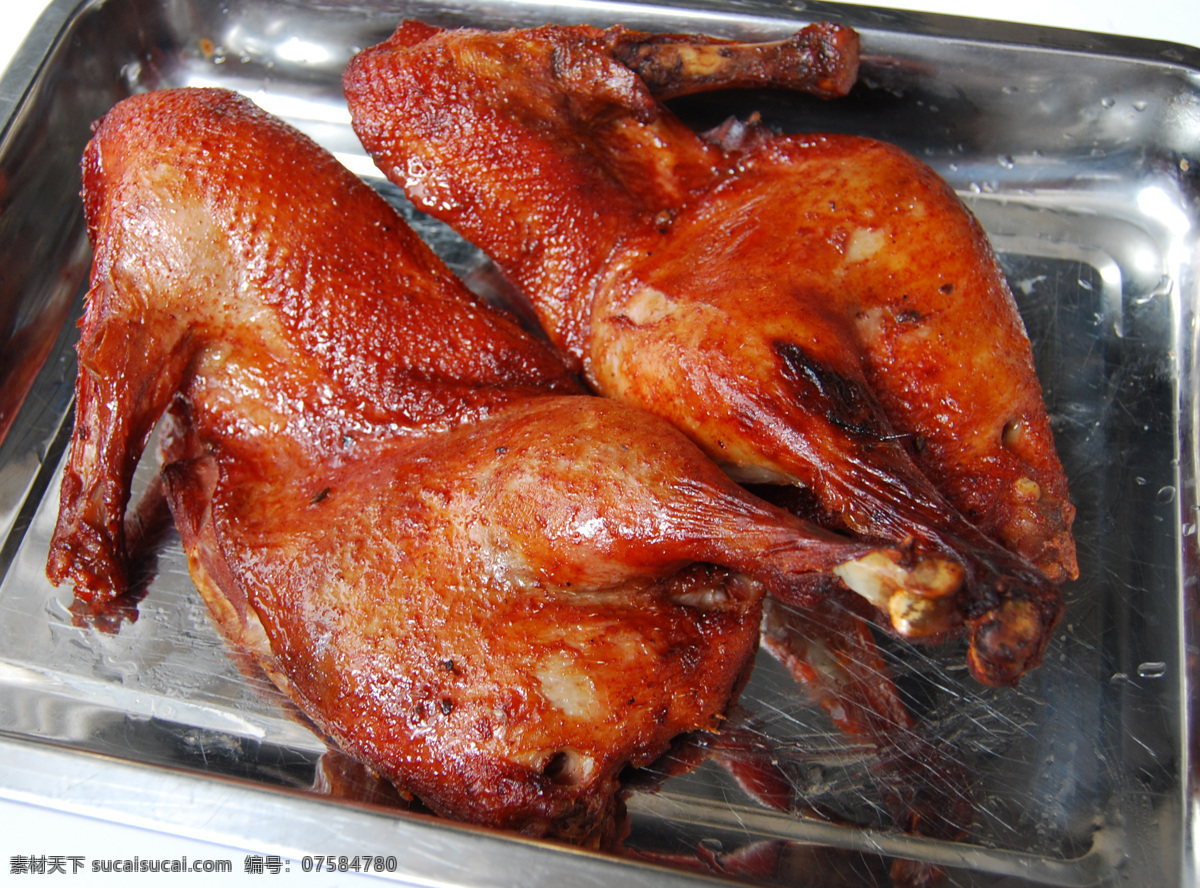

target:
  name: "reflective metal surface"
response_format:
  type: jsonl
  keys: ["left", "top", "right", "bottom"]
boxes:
{"left": 0, "top": 0, "right": 1198, "bottom": 885}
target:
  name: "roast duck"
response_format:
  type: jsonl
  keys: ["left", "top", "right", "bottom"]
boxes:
{"left": 46, "top": 85, "right": 960, "bottom": 845}
{"left": 344, "top": 20, "right": 1078, "bottom": 687}
{"left": 44, "top": 16, "right": 1075, "bottom": 861}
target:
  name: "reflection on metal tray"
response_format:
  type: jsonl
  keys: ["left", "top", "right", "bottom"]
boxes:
{"left": 0, "top": 0, "right": 1197, "bottom": 885}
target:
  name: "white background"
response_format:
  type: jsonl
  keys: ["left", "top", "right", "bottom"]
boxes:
{"left": 0, "top": 0, "right": 1197, "bottom": 885}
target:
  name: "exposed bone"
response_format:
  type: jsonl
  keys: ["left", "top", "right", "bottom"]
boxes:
{"left": 610, "top": 22, "right": 860, "bottom": 100}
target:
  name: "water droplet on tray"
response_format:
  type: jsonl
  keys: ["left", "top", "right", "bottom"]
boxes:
{"left": 1100, "top": 96, "right": 1116, "bottom": 109}
{"left": 1156, "top": 485, "right": 1176, "bottom": 504}
{"left": 1137, "top": 662, "right": 1167, "bottom": 679}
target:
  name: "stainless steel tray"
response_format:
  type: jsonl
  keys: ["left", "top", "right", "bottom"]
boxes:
{"left": 1, "top": 0, "right": 1198, "bottom": 885}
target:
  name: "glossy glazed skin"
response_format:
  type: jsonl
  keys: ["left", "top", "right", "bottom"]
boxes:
{"left": 344, "top": 22, "right": 1078, "bottom": 685}
{"left": 47, "top": 87, "right": 926, "bottom": 842}
{"left": 47, "top": 87, "right": 578, "bottom": 600}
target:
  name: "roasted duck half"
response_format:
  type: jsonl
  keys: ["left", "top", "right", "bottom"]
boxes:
{"left": 46, "top": 87, "right": 940, "bottom": 843}
{"left": 344, "top": 21, "right": 1078, "bottom": 686}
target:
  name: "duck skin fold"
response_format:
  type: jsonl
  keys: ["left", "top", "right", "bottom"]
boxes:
{"left": 343, "top": 20, "right": 1078, "bottom": 686}
{"left": 47, "top": 87, "right": 940, "bottom": 843}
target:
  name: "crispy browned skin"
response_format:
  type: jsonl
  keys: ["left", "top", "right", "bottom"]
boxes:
{"left": 48, "top": 87, "right": 927, "bottom": 842}
{"left": 47, "top": 87, "right": 578, "bottom": 601}
{"left": 163, "top": 400, "right": 770, "bottom": 845}
{"left": 344, "top": 22, "right": 1077, "bottom": 685}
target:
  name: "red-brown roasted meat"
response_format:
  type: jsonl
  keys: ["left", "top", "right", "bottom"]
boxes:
{"left": 47, "top": 87, "right": 931, "bottom": 842}
{"left": 344, "top": 21, "right": 1078, "bottom": 685}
